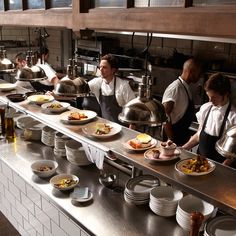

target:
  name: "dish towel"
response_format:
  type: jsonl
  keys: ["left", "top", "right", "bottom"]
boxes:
{"left": 82, "top": 143, "right": 105, "bottom": 170}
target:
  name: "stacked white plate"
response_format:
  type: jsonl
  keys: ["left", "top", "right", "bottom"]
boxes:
{"left": 176, "top": 194, "right": 215, "bottom": 232}
{"left": 124, "top": 175, "right": 160, "bottom": 205}
{"left": 149, "top": 186, "right": 183, "bottom": 217}
{"left": 65, "top": 140, "right": 91, "bottom": 166}
{"left": 41, "top": 126, "right": 56, "bottom": 147}
{"left": 54, "top": 132, "right": 71, "bottom": 157}
{"left": 204, "top": 215, "right": 236, "bottom": 236}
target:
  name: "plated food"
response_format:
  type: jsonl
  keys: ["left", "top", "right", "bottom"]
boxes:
{"left": 160, "top": 140, "right": 177, "bottom": 156}
{"left": 124, "top": 133, "right": 157, "bottom": 151}
{"left": 31, "top": 160, "right": 58, "bottom": 178}
{"left": 27, "top": 94, "right": 54, "bottom": 105}
{"left": 0, "top": 83, "right": 16, "bottom": 91}
{"left": 41, "top": 102, "right": 70, "bottom": 113}
{"left": 82, "top": 122, "right": 122, "bottom": 139}
{"left": 50, "top": 174, "right": 79, "bottom": 191}
{"left": 175, "top": 155, "right": 215, "bottom": 176}
{"left": 144, "top": 147, "right": 180, "bottom": 162}
{"left": 60, "top": 110, "right": 97, "bottom": 124}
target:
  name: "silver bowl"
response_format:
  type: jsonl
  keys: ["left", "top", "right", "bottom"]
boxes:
{"left": 99, "top": 173, "right": 117, "bottom": 188}
{"left": 216, "top": 125, "right": 236, "bottom": 159}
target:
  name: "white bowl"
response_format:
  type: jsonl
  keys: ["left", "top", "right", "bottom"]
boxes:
{"left": 16, "top": 115, "right": 40, "bottom": 130}
{"left": 31, "top": 160, "right": 58, "bottom": 178}
{"left": 50, "top": 174, "right": 79, "bottom": 191}
{"left": 27, "top": 94, "right": 54, "bottom": 105}
{"left": 150, "top": 186, "right": 183, "bottom": 203}
{"left": 0, "top": 83, "right": 16, "bottom": 91}
{"left": 160, "top": 141, "right": 177, "bottom": 156}
{"left": 65, "top": 140, "right": 91, "bottom": 166}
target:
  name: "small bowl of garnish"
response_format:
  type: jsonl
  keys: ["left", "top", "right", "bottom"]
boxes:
{"left": 31, "top": 160, "right": 58, "bottom": 178}
{"left": 50, "top": 174, "right": 79, "bottom": 191}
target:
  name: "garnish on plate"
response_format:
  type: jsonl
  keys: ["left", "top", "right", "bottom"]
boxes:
{"left": 95, "top": 123, "right": 112, "bottom": 135}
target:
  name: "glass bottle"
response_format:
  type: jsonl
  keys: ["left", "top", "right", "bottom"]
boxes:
{"left": 5, "top": 107, "right": 16, "bottom": 142}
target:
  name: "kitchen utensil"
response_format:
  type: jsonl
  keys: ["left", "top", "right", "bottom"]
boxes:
{"left": 216, "top": 125, "right": 236, "bottom": 159}
{"left": 99, "top": 173, "right": 117, "bottom": 188}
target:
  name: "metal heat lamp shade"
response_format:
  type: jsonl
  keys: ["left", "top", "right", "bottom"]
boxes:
{"left": 18, "top": 50, "right": 47, "bottom": 82}
{"left": 0, "top": 46, "right": 15, "bottom": 72}
{"left": 216, "top": 125, "right": 236, "bottom": 159}
{"left": 118, "top": 83, "right": 167, "bottom": 127}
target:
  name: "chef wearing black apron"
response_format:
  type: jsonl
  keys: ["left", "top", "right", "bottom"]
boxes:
{"left": 198, "top": 102, "right": 231, "bottom": 163}
{"left": 99, "top": 76, "right": 122, "bottom": 124}
{"left": 172, "top": 78, "right": 195, "bottom": 146}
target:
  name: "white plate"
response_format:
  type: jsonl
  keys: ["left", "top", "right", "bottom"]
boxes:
{"left": 205, "top": 215, "right": 236, "bottom": 236}
{"left": 123, "top": 138, "right": 157, "bottom": 151}
{"left": 144, "top": 147, "right": 181, "bottom": 162}
{"left": 175, "top": 158, "right": 216, "bottom": 176}
{"left": 60, "top": 110, "right": 97, "bottom": 125}
{"left": 0, "top": 83, "right": 16, "bottom": 91}
{"left": 71, "top": 191, "right": 93, "bottom": 203}
{"left": 82, "top": 122, "right": 122, "bottom": 139}
{"left": 27, "top": 94, "right": 54, "bottom": 105}
{"left": 50, "top": 174, "right": 79, "bottom": 191}
{"left": 41, "top": 102, "right": 70, "bottom": 113}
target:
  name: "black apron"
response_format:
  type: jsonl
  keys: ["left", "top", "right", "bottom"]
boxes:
{"left": 198, "top": 102, "right": 231, "bottom": 163}
{"left": 99, "top": 77, "right": 122, "bottom": 124}
{"left": 171, "top": 79, "right": 195, "bottom": 146}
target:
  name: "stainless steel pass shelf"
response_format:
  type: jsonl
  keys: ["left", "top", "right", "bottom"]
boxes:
{"left": 0, "top": 82, "right": 236, "bottom": 217}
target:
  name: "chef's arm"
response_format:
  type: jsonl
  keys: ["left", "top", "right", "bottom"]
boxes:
{"left": 162, "top": 101, "right": 174, "bottom": 141}
{"left": 182, "top": 132, "right": 200, "bottom": 150}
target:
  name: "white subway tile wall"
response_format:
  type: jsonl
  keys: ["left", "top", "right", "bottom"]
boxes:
{"left": 0, "top": 160, "right": 89, "bottom": 236}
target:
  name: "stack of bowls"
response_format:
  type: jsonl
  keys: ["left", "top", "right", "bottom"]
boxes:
{"left": 176, "top": 194, "right": 215, "bottom": 232}
{"left": 149, "top": 186, "right": 183, "bottom": 217}
{"left": 54, "top": 132, "right": 71, "bottom": 157}
{"left": 65, "top": 140, "right": 91, "bottom": 166}
{"left": 41, "top": 126, "right": 56, "bottom": 147}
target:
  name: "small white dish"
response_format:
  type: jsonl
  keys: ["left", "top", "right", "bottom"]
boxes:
{"left": 82, "top": 122, "right": 122, "bottom": 139}
{"left": 50, "top": 174, "right": 79, "bottom": 191}
{"left": 0, "top": 83, "right": 16, "bottom": 91}
{"left": 41, "top": 102, "right": 70, "bottom": 113}
{"left": 60, "top": 110, "right": 97, "bottom": 125}
{"left": 27, "top": 94, "right": 54, "bottom": 105}
{"left": 31, "top": 160, "right": 58, "bottom": 178}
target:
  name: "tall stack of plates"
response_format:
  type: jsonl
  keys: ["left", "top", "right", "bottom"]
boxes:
{"left": 176, "top": 195, "right": 215, "bottom": 232}
{"left": 149, "top": 186, "right": 183, "bottom": 217}
{"left": 41, "top": 126, "right": 56, "bottom": 147}
{"left": 54, "top": 132, "right": 71, "bottom": 157}
{"left": 204, "top": 215, "right": 236, "bottom": 236}
{"left": 124, "top": 175, "right": 160, "bottom": 205}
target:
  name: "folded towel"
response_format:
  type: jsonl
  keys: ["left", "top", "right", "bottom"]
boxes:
{"left": 82, "top": 143, "right": 105, "bottom": 170}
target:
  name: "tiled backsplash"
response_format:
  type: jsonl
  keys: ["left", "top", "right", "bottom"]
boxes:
{"left": 0, "top": 160, "right": 89, "bottom": 236}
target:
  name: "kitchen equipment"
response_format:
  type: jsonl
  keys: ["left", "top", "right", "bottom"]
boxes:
{"left": 0, "top": 46, "right": 15, "bottom": 73}
{"left": 99, "top": 173, "right": 117, "bottom": 188}
{"left": 119, "top": 75, "right": 167, "bottom": 127}
{"left": 0, "top": 103, "right": 6, "bottom": 138}
{"left": 216, "top": 125, "right": 236, "bottom": 159}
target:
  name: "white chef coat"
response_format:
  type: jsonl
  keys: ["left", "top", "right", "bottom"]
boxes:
{"left": 88, "top": 76, "right": 136, "bottom": 107}
{"left": 162, "top": 77, "right": 192, "bottom": 124}
{"left": 196, "top": 101, "right": 236, "bottom": 136}
{"left": 36, "top": 61, "right": 57, "bottom": 86}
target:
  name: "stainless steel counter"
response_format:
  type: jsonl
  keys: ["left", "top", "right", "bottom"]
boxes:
{"left": 0, "top": 83, "right": 236, "bottom": 218}
{"left": 0, "top": 136, "right": 188, "bottom": 236}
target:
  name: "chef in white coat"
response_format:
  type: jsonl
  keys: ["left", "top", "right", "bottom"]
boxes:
{"left": 87, "top": 54, "right": 135, "bottom": 123}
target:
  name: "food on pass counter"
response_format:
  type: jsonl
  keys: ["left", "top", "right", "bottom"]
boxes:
{"left": 47, "top": 103, "right": 63, "bottom": 109}
{"left": 68, "top": 112, "right": 88, "bottom": 120}
{"left": 128, "top": 133, "right": 152, "bottom": 149}
{"left": 160, "top": 140, "right": 177, "bottom": 156}
{"left": 37, "top": 165, "right": 53, "bottom": 172}
{"left": 95, "top": 123, "right": 112, "bottom": 135}
{"left": 54, "top": 178, "right": 77, "bottom": 188}
{"left": 181, "top": 155, "right": 211, "bottom": 174}
{"left": 147, "top": 149, "right": 160, "bottom": 159}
